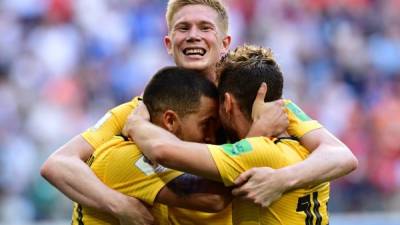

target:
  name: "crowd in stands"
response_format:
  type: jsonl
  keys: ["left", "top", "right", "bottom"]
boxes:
{"left": 0, "top": 0, "right": 399, "bottom": 222}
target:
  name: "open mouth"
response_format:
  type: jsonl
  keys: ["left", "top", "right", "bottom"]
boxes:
{"left": 183, "top": 48, "right": 206, "bottom": 56}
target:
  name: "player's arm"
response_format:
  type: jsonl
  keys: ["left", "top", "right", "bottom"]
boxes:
{"left": 286, "top": 127, "right": 358, "bottom": 187}
{"left": 126, "top": 116, "right": 221, "bottom": 182}
{"left": 156, "top": 174, "right": 232, "bottom": 212}
{"left": 41, "top": 100, "right": 153, "bottom": 224}
{"left": 283, "top": 100, "right": 358, "bottom": 187}
{"left": 232, "top": 101, "right": 358, "bottom": 207}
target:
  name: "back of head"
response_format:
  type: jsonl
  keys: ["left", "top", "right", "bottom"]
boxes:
{"left": 217, "top": 44, "right": 284, "bottom": 120}
{"left": 143, "top": 66, "right": 218, "bottom": 120}
{"left": 166, "top": 0, "right": 229, "bottom": 34}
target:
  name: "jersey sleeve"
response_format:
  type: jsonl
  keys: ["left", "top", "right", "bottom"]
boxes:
{"left": 285, "top": 99, "right": 323, "bottom": 138}
{"left": 101, "top": 143, "right": 183, "bottom": 205}
{"left": 208, "top": 137, "right": 290, "bottom": 187}
{"left": 81, "top": 97, "right": 140, "bottom": 149}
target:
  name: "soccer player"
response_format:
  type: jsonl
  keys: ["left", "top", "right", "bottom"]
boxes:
{"left": 125, "top": 45, "right": 332, "bottom": 225}
{"left": 41, "top": 0, "right": 357, "bottom": 224}
{"left": 71, "top": 67, "right": 232, "bottom": 225}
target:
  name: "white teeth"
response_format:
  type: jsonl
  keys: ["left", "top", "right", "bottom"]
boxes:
{"left": 184, "top": 48, "right": 205, "bottom": 56}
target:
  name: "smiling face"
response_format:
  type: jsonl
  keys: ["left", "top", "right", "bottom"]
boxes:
{"left": 164, "top": 4, "right": 231, "bottom": 80}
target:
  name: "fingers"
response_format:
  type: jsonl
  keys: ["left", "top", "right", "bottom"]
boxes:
{"left": 134, "top": 102, "right": 150, "bottom": 120}
{"left": 278, "top": 99, "right": 286, "bottom": 116}
{"left": 232, "top": 169, "right": 257, "bottom": 196}
{"left": 122, "top": 125, "right": 128, "bottom": 138}
{"left": 252, "top": 83, "right": 267, "bottom": 120}
{"left": 273, "top": 99, "right": 285, "bottom": 111}
{"left": 233, "top": 168, "right": 255, "bottom": 186}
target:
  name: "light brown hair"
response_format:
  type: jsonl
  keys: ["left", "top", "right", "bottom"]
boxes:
{"left": 166, "top": 0, "right": 229, "bottom": 34}
{"left": 217, "top": 44, "right": 283, "bottom": 120}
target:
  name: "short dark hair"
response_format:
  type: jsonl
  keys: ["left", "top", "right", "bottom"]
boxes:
{"left": 143, "top": 66, "right": 218, "bottom": 119}
{"left": 217, "top": 45, "right": 283, "bottom": 120}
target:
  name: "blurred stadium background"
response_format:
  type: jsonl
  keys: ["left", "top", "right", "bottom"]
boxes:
{"left": 0, "top": 0, "right": 399, "bottom": 224}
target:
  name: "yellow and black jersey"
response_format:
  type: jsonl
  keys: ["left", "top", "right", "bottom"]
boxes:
{"left": 81, "top": 97, "right": 140, "bottom": 149}
{"left": 81, "top": 98, "right": 321, "bottom": 150}
{"left": 208, "top": 137, "right": 330, "bottom": 225}
{"left": 71, "top": 136, "right": 182, "bottom": 225}
{"left": 285, "top": 99, "right": 323, "bottom": 139}
{"left": 167, "top": 206, "right": 232, "bottom": 225}
{"left": 71, "top": 136, "right": 232, "bottom": 225}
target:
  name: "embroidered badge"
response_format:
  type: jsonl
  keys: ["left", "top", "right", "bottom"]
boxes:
{"left": 221, "top": 139, "right": 253, "bottom": 156}
{"left": 286, "top": 101, "right": 312, "bottom": 122}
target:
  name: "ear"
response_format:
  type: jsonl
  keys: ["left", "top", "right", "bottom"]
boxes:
{"left": 220, "top": 35, "right": 232, "bottom": 55}
{"left": 162, "top": 110, "right": 181, "bottom": 134}
{"left": 164, "top": 35, "right": 173, "bottom": 55}
{"left": 223, "top": 92, "right": 233, "bottom": 114}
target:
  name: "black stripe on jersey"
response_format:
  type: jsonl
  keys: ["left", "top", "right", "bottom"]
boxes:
{"left": 116, "top": 134, "right": 130, "bottom": 142}
{"left": 76, "top": 204, "right": 84, "bottom": 225}
{"left": 86, "top": 155, "right": 95, "bottom": 167}
{"left": 313, "top": 192, "right": 322, "bottom": 225}
{"left": 274, "top": 136, "right": 299, "bottom": 144}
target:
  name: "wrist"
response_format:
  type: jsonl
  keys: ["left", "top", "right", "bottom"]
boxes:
{"left": 105, "top": 191, "right": 130, "bottom": 217}
{"left": 247, "top": 119, "right": 274, "bottom": 138}
{"left": 279, "top": 166, "right": 300, "bottom": 192}
{"left": 125, "top": 116, "right": 143, "bottom": 138}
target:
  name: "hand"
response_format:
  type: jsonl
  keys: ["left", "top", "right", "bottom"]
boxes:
{"left": 133, "top": 101, "right": 151, "bottom": 120}
{"left": 123, "top": 102, "right": 150, "bottom": 138}
{"left": 232, "top": 167, "right": 290, "bottom": 207}
{"left": 114, "top": 196, "right": 154, "bottom": 225}
{"left": 249, "top": 83, "right": 288, "bottom": 137}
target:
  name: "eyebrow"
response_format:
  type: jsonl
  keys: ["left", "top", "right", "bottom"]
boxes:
{"left": 174, "top": 20, "right": 216, "bottom": 28}
{"left": 174, "top": 21, "right": 190, "bottom": 27}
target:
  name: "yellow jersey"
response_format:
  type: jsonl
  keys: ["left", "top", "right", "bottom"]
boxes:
{"left": 78, "top": 98, "right": 320, "bottom": 225}
{"left": 167, "top": 206, "right": 232, "bottom": 225}
{"left": 284, "top": 99, "right": 322, "bottom": 138}
{"left": 81, "top": 98, "right": 321, "bottom": 150}
{"left": 71, "top": 136, "right": 182, "bottom": 225}
{"left": 81, "top": 97, "right": 141, "bottom": 149}
{"left": 208, "top": 137, "right": 330, "bottom": 225}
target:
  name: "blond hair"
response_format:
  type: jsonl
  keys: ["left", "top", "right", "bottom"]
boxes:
{"left": 166, "top": 0, "right": 229, "bottom": 34}
{"left": 217, "top": 44, "right": 278, "bottom": 78}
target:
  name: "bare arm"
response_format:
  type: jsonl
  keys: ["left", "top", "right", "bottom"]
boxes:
{"left": 232, "top": 128, "right": 358, "bottom": 207}
{"left": 286, "top": 127, "right": 358, "bottom": 187}
{"left": 156, "top": 174, "right": 232, "bottom": 212}
{"left": 40, "top": 135, "right": 153, "bottom": 225}
{"left": 125, "top": 115, "right": 221, "bottom": 182}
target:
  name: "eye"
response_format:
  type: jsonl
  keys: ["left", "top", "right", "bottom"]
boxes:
{"left": 176, "top": 25, "right": 189, "bottom": 32}
{"left": 201, "top": 25, "right": 212, "bottom": 31}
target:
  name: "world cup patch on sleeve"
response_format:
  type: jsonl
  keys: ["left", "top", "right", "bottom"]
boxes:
{"left": 221, "top": 139, "right": 253, "bottom": 156}
{"left": 286, "top": 101, "right": 312, "bottom": 122}
{"left": 135, "top": 156, "right": 168, "bottom": 175}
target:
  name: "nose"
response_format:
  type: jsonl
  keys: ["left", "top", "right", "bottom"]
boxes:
{"left": 186, "top": 27, "right": 201, "bottom": 42}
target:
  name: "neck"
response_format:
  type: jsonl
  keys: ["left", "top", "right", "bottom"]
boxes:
{"left": 233, "top": 114, "right": 252, "bottom": 140}
{"left": 200, "top": 67, "right": 217, "bottom": 84}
